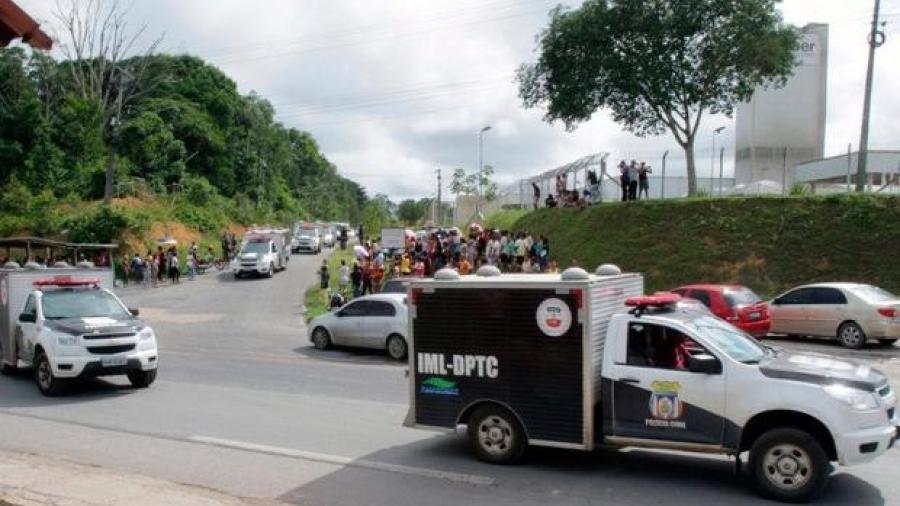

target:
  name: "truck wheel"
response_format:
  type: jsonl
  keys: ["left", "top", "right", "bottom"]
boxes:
{"left": 34, "top": 351, "right": 65, "bottom": 396}
{"left": 312, "top": 327, "right": 332, "bottom": 350}
{"left": 386, "top": 334, "right": 407, "bottom": 361}
{"left": 234, "top": 271, "right": 242, "bottom": 279}
{"left": 749, "top": 428, "right": 829, "bottom": 503}
{"left": 838, "top": 322, "right": 866, "bottom": 349}
{"left": 127, "top": 369, "right": 157, "bottom": 388}
{"left": 468, "top": 404, "right": 526, "bottom": 465}
{"left": 1, "top": 343, "right": 17, "bottom": 375}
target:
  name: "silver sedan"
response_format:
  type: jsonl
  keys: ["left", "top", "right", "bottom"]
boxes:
{"left": 307, "top": 294, "right": 409, "bottom": 360}
{"left": 769, "top": 283, "right": 900, "bottom": 348}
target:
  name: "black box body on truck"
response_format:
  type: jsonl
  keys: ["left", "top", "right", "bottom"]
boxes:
{"left": 405, "top": 268, "right": 643, "bottom": 451}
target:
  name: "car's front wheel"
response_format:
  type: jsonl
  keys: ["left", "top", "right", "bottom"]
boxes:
{"left": 749, "top": 428, "right": 830, "bottom": 502}
{"left": 127, "top": 369, "right": 157, "bottom": 388}
{"left": 312, "top": 327, "right": 332, "bottom": 350}
{"left": 34, "top": 351, "right": 65, "bottom": 396}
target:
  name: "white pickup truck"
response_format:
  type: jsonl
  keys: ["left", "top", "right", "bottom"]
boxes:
{"left": 404, "top": 266, "right": 898, "bottom": 502}
{"left": 1, "top": 274, "right": 158, "bottom": 396}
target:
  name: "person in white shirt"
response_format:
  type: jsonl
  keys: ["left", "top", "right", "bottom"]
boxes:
{"left": 338, "top": 259, "right": 350, "bottom": 297}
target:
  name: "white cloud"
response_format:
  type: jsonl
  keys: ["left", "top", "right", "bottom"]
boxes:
{"left": 18, "top": 0, "right": 900, "bottom": 200}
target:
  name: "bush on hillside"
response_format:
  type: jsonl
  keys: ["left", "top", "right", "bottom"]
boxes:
{"left": 64, "top": 206, "right": 135, "bottom": 244}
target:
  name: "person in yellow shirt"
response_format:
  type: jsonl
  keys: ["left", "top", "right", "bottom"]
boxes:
{"left": 400, "top": 253, "right": 411, "bottom": 275}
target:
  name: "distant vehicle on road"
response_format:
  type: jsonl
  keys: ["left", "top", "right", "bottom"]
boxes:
{"left": 769, "top": 283, "right": 900, "bottom": 349}
{"left": 1, "top": 274, "right": 158, "bottom": 395}
{"left": 233, "top": 234, "right": 286, "bottom": 278}
{"left": 319, "top": 224, "right": 335, "bottom": 248}
{"left": 670, "top": 284, "right": 770, "bottom": 337}
{"left": 292, "top": 223, "right": 321, "bottom": 254}
{"left": 308, "top": 294, "right": 408, "bottom": 360}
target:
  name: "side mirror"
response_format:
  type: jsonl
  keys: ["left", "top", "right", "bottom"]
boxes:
{"left": 18, "top": 313, "right": 36, "bottom": 323}
{"left": 688, "top": 354, "right": 721, "bottom": 374}
{"left": 129, "top": 308, "right": 140, "bottom": 317}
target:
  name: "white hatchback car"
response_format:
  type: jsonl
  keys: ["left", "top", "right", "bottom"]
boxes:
{"left": 769, "top": 283, "right": 900, "bottom": 348}
{"left": 308, "top": 294, "right": 408, "bottom": 360}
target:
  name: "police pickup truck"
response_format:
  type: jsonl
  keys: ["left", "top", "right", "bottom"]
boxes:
{"left": 404, "top": 266, "right": 898, "bottom": 502}
{"left": 1, "top": 274, "right": 158, "bottom": 396}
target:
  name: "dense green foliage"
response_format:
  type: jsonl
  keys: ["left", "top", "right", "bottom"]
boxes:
{"left": 517, "top": 0, "right": 798, "bottom": 195}
{"left": 0, "top": 48, "right": 366, "bottom": 242}
{"left": 507, "top": 195, "right": 900, "bottom": 296}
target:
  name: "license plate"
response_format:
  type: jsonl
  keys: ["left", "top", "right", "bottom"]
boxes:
{"left": 749, "top": 312, "right": 761, "bottom": 320}
{"left": 101, "top": 356, "right": 127, "bottom": 367}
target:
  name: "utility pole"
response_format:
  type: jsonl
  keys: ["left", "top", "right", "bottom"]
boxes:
{"left": 661, "top": 151, "right": 669, "bottom": 199}
{"left": 856, "top": 0, "right": 886, "bottom": 192}
{"left": 435, "top": 168, "right": 442, "bottom": 226}
{"left": 718, "top": 147, "right": 725, "bottom": 197}
{"left": 781, "top": 147, "right": 788, "bottom": 196}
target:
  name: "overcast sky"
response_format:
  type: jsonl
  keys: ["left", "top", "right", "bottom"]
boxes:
{"left": 18, "top": 0, "right": 900, "bottom": 201}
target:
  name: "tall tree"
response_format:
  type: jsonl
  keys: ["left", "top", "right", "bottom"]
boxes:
{"left": 518, "top": 0, "right": 798, "bottom": 195}
{"left": 397, "top": 199, "right": 426, "bottom": 225}
{"left": 53, "top": 0, "right": 163, "bottom": 203}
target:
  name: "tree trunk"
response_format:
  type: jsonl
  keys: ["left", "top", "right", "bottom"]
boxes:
{"left": 103, "top": 150, "right": 116, "bottom": 205}
{"left": 683, "top": 139, "right": 697, "bottom": 196}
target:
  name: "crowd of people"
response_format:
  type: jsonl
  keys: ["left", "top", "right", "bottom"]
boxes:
{"left": 528, "top": 159, "right": 654, "bottom": 209}
{"left": 325, "top": 225, "right": 560, "bottom": 304}
{"left": 119, "top": 241, "right": 216, "bottom": 288}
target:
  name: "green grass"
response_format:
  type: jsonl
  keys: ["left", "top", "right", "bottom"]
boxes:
{"left": 508, "top": 194, "right": 900, "bottom": 297}
{"left": 484, "top": 209, "right": 529, "bottom": 230}
{"left": 303, "top": 248, "right": 357, "bottom": 322}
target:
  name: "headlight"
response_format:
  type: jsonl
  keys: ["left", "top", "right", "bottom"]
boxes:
{"left": 138, "top": 327, "right": 155, "bottom": 341}
{"left": 824, "top": 384, "right": 879, "bottom": 411}
{"left": 57, "top": 335, "right": 78, "bottom": 346}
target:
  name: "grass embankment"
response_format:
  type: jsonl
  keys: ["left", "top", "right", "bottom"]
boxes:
{"left": 303, "top": 248, "right": 356, "bottom": 322}
{"left": 484, "top": 209, "right": 529, "bottom": 230}
{"left": 506, "top": 194, "right": 900, "bottom": 297}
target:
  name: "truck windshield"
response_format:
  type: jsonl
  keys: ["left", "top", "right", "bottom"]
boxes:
{"left": 685, "top": 316, "right": 766, "bottom": 364}
{"left": 241, "top": 242, "right": 269, "bottom": 255}
{"left": 299, "top": 229, "right": 316, "bottom": 238}
{"left": 42, "top": 289, "right": 131, "bottom": 320}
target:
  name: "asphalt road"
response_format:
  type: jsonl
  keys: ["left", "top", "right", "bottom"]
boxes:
{"left": 1, "top": 252, "right": 899, "bottom": 506}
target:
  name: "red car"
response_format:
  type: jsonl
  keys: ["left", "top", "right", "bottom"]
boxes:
{"left": 670, "top": 284, "right": 771, "bottom": 337}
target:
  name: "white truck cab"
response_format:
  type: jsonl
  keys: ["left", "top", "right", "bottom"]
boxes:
{"left": 2, "top": 275, "right": 158, "bottom": 396}
{"left": 404, "top": 267, "right": 898, "bottom": 503}
{"left": 233, "top": 228, "right": 290, "bottom": 278}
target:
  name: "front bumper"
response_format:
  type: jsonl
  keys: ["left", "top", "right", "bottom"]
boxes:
{"left": 836, "top": 407, "right": 899, "bottom": 465}
{"left": 294, "top": 243, "right": 319, "bottom": 252}
{"left": 51, "top": 349, "right": 158, "bottom": 378}
{"left": 235, "top": 264, "right": 270, "bottom": 275}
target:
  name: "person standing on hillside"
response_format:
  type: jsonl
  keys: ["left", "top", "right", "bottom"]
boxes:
{"left": 318, "top": 259, "right": 330, "bottom": 290}
{"left": 350, "top": 263, "right": 363, "bottom": 298}
{"left": 120, "top": 256, "right": 131, "bottom": 286}
{"left": 531, "top": 182, "right": 541, "bottom": 209}
{"left": 618, "top": 160, "right": 629, "bottom": 202}
{"left": 627, "top": 160, "right": 639, "bottom": 201}
{"left": 338, "top": 259, "right": 350, "bottom": 296}
{"left": 638, "top": 162, "right": 652, "bottom": 200}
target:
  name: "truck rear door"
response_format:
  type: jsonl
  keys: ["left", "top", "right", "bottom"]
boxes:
{"left": 606, "top": 318, "right": 726, "bottom": 447}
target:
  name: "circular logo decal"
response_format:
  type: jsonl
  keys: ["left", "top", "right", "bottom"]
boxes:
{"left": 536, "top": 298, "right": 572, "bottom": 337}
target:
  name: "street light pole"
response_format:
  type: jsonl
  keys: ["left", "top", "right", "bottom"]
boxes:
{"left": 856, "top": 0, "right": 885, "bottom": 192}
{"left": 718, "top": 147, "right": 725, "bottom": 196}
{"left": 476, "top": 126, "right": 491, "bottom": 221}
{"left": 711, "top": 126, "right": 726, "bottom": 194}
{"left": 661, "top": 151, "right": 669, "bottom": 199}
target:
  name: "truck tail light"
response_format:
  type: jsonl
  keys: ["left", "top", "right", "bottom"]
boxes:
{"left": 411, "top": 288, "right": 423, "bottom": 306}
{"left": 878, "top": 307, "right": 897, "bottom": 318}
{"left": 569, "top": 289, "right": 583, "bottom": 310}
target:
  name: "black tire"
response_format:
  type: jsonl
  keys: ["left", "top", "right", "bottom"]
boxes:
{"left": 34, "top": 350, "right": 65, "bottom": 396}
{"left": 749, "top": 428, "right": 830, "bottom": 503}
{"left": 838, "top": 322, "right": 866, "bottom": 349}
{"left": 467, "top": 404, "right": 527, "bottom": 464}
{"left": 879, "top": 338, "right": 898, "bottom": 346}
{"left": 312, "top": 327, "right": 332, "bottom": 350}
{"left": 127, "top": 369, "right": 157, "bottom": 388}
{"left": 386, "top": 334, "right": 408, "bottom": 361}
{"left": 1, "top": 361, "right": 16, "bottom": 375}
{"left": 234, "top": 271, "right": 243, "bottom": 279}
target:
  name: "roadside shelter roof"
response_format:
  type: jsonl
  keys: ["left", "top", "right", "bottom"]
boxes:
{"left": 0, "top": 237, "right": 117, "bottom": 250}
{"left": 0, "top": 0, "right": 52, "bottom": 49}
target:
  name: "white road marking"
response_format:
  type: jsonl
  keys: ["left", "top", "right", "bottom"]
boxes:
{"left": 189, "top": 435, "right": 495, "bottom": 486}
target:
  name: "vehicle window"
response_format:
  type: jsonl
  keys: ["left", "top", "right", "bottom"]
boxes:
{"left": 381, "top": 281, "right": 407, "bottom": 294}
{"left": 776, "top": 288, "right": 814, "bottom": 305}
{"left": 340, "top": 301, "right": 368, "bottom": 317}
{"left": 271, "top": 243, "right": 277, "bottom": 253}
{"left": 21, "top": 294, "right": 36, "bottom": 318}
{"left": 851, "top": 285, "right": 896, "bottom": 303}
{"left": 41, "top": 288, "right": 131, "bottom": 320}
{"left": 723, "top": 287, "right": 762, "bottom": 307}
{"left": 683, "top": 316, "right": 766, "bottom": 364}
{"left": 687, "top": 290, "right": 712, "bottom": 308}
{"left": 813, "top": 287, "right": 847, "bottom": 305}
{"left": 626, "top": 322, "right": 699, "bottom": 370}
{"left": 241, "top": 242, "right": 269, "bottom": 255}
{"left": 368, "top": 301, "right": 396, "bottom": 317}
